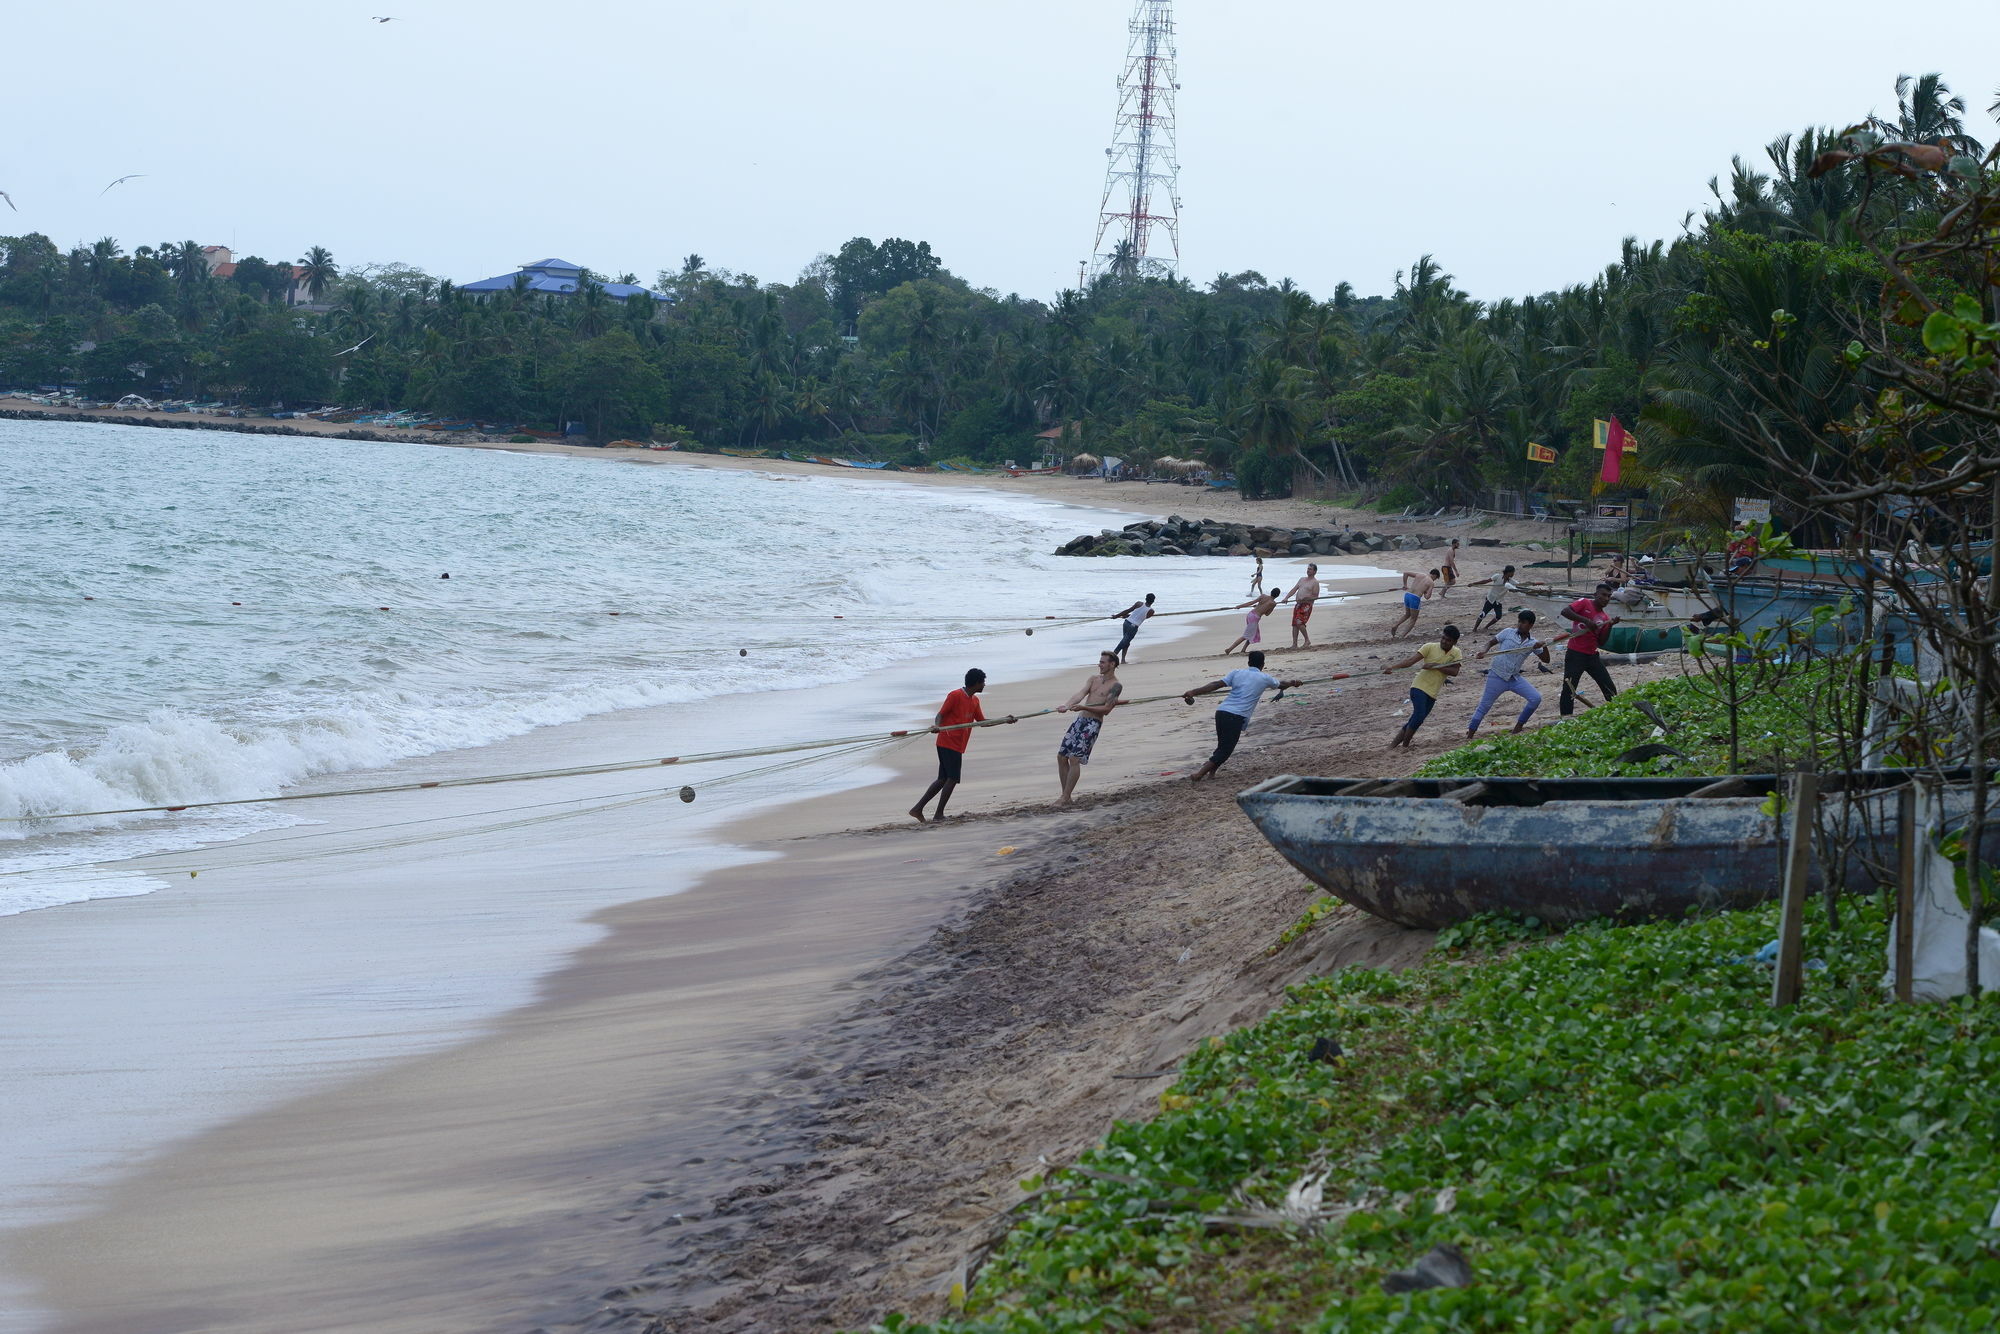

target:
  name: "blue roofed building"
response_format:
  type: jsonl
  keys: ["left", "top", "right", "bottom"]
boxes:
{"left": 458, "top": 258, "right": 667, "bottom": 304}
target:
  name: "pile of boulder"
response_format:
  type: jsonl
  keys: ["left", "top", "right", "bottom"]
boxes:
{"left": 1055, "top": 516, "right": 1485, "bottom": 558}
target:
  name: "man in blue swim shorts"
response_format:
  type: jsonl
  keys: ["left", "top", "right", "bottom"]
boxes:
{"left": 1389, "top": 568, "right": 1437, "bottom": 638}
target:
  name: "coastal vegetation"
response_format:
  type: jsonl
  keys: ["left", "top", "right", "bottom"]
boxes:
{"left": 1417, "top": 667, "right": 1841, "bottom": 781}
{"left": 4, "top": 74, "right": 1995, "bottom": 523}
{"left": 866, "top": 900, "right": 2000, "bottom": 1332}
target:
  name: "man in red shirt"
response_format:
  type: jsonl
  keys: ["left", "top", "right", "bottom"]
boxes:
{"left": 909, "top": 668, "right": 1012, "bottom": 821}
{"left": 1726, "top": 528, "right": 1761, "bottom": 576}
{"left": 1557, "top": 582, "right": 1619, "bottom": 717}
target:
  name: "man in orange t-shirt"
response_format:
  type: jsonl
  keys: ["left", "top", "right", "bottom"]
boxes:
{"left": 909, "top": 668, "right": 1014, "bottom": 822}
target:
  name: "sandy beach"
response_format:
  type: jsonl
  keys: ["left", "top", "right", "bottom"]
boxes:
{"left": 0, "top": 433, "right": 1645, "bottom": 1333}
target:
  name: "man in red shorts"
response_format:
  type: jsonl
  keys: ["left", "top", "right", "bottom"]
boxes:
{"left": 1281, "top": 563, "right": 1322, "bottom": 650}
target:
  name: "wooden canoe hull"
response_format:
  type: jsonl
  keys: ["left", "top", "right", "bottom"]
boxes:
{"left": 1237, "top": 774, "right": 2000, "bottom": 931}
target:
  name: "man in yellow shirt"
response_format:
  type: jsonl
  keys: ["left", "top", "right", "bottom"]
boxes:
{"left": 1380, "top": 624, "right": 1463, "bottom": 749}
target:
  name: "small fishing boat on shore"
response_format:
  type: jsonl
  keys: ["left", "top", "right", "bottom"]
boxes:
{"left": 1237, "top": 771, "right": 2000, "bottom": 930}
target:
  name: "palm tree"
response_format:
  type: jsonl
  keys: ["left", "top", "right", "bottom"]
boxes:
{"left": 297, "top": 246, "right": 338, "bottom": 303}
{"left": 87, "top": 236, "right": 122, "bottom": 272}
{"left": 622, "top": 289, "right": 657, "bottom": 338}
{"left": 1233, "top": 359, "right": 1310, "bottom": 458}
{"left": 571, "top": 281, "right": 611, "bottom": 339}
{"left": 1880, "top": 73, "right": 1970, "bottom": 149}
{"left": 172, "top": 240, "right": 208, "bottom": 289}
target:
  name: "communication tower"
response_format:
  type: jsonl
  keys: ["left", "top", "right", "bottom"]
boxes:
{"left": 1089, "top": 0, "right": 1182, "bottom": 281}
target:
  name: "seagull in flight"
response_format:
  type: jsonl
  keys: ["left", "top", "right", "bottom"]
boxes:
{"left": 0, "top": 190, "right": 14, "bottom": 212}
{"left": 100, "top": 174, "right": 146, "bottom": 196}
{"left": 334, "top": 334, "right": 375, "bottom": 357}
{"left": 371, "top": 15, "right": 396, "bottom": 20}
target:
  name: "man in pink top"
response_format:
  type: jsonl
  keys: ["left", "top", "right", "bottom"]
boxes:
{"left": 1557, "top": 582, "right": 1619, "bottom": 716}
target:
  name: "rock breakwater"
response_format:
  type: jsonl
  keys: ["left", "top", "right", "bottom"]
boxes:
{"left": 1055, "top": 515, "right": 1483, "bottom": 558}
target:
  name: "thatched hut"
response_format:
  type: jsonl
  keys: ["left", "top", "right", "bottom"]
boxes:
{"left": 1067, "top": 453, "right": 1101, "bottom": 475}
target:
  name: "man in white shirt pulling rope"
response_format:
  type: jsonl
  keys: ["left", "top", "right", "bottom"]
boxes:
{"left": 1466, "top": 609, "right": 1553, "bottom": 739}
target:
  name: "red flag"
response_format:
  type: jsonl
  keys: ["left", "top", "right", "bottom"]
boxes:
{"left": 1600, "top": 416, "right": 1627, "bottom": 487}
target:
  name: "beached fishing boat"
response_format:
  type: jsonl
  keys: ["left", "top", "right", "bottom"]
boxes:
{"left": 1506, "top": 585, "right": 1693, "bottom": 627}
{"left": 1237, "top": 771, "right": 2000, "bottom": 930}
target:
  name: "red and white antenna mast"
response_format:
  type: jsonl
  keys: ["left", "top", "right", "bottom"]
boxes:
{"left": 1089, "top": 0, "right": 1181, "bottom": 281}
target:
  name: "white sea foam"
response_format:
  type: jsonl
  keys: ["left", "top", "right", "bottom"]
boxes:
{"left": 0, "top": 420, "right": 1179, "bottom": 914}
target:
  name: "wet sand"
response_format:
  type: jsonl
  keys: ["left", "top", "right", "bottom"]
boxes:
{"left": 4, "top": 540, "right": 1621, "bottom": 1331}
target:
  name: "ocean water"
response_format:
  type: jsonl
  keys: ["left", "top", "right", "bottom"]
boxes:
{"left": 0, "top": 419, "right": 1196, "bottom": 915}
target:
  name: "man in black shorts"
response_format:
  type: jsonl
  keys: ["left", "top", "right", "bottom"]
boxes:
{"left": 1473, "top": 565, "right": 1518, "bottom": 632}
{"left": 909, "top": 668, "right": 1016, "bottom": 821}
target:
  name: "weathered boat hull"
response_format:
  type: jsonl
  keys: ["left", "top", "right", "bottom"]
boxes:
{"left": 1508, "top": 589, "right": 1688, "bottom": 627}
{"left": 1237, "top": 774, "right": 2000, "bottom": 930}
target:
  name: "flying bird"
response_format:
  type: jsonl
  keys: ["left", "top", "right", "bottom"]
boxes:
{"left": 333, "top": 334, "right": 375, "bottom": 357}
{"left": 100, "top": 174, "right": 145, "bottom": 196}
{"left": 371, "top": 15, "right": 396, "bottom": 20}
{"left": 0, "top": 190, "right": 14, "bottom": 212}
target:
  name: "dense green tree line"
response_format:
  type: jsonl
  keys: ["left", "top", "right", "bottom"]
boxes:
{"left": 3, "top": 74, "right": 1993, "bottom": 517}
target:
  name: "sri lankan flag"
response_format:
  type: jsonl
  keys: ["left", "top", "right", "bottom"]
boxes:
{"left": 1592, "top": 419, "right": 1639, "bottom": 453}
{"left": 1526, "top": 442, "right": 1557, "bottom": 464}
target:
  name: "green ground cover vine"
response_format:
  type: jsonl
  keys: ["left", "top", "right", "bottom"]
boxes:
{"left": 1415, "top": 668, "right": 1842, "bottom": 781}
{"left": 1267, "top": 895, "right": 1339, "bottom": 955}
{"left": 870, "top": 901, "right": 2000, "bottom": 1332}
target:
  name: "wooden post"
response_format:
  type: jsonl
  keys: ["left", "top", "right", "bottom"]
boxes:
{"left": 1771, "top": 771, "right": 1820, "bottom": 1007}
{"left": 1895, "top": 783, "right": 1918, "bottom": 1003}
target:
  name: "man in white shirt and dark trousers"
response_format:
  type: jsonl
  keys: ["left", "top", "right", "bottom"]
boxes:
{"left": 1181, "top": 650, "right": 1304, "bottom": 782}
{"left": 1111, "top": 593, "right": 1156, "bottom": 663}
{"left": 1466, "top": 609, "right": 1552, "bottom": 738}
{"left": 1472, "top": 565, "right": 1519, "bottom": 632}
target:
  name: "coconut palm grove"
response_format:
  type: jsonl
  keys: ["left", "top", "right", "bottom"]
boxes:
{"left": 2, "top": 75, "right": 1993, "bottom": 520}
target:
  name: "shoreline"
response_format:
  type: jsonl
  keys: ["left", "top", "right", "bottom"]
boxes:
{"left": 1, "top": 415, "right": 1602, "bottom": 1331}
{"left": 0, "top": 399, "right": 1563, "bottom": 542}
{"left": 3, "top": 577, "right": 1441, "bottom": 1333}
{"left": 0, "top": 433, "right": 1197, "bottom": 1324}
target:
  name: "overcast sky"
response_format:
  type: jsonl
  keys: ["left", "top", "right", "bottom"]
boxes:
{"left": 9, "top": 1, "right": 2000, "bottom": 303}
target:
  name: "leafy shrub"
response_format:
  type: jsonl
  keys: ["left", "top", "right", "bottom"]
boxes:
{"left": 1237, "top": 447, "right": 1294, "bottom": 500}
{"left": 508, "top": 434, "right": 536, "bottom": 444}
{"left": 1375, "top": 482, "right": 1425, "bottom": 511}
{"left": 649, "top": 421, "right": 701, "bottom": 447}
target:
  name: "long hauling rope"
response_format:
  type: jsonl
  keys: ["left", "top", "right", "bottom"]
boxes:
{"left": 13, "top": 735, "right": 914, "bottom": 882}
{"left": 3, "top": 662, "right": 1386, "bottom": 829}
{"left": 0, "top": 584, "right": 1486, "bottom": 833}
{"left": 2, "top": 579, "right": 1467, "bottom": 893}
